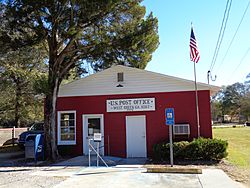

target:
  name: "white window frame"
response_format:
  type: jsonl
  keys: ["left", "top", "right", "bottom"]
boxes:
{"left": 57, "top": 110, "right": 76, "bottom": 145}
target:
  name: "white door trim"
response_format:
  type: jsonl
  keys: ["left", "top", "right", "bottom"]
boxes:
{"left": 82, "top": 114, "right": 104, "bottom": 155}
{"left": 126, "top": 115, "right": 147, "bottom": 158}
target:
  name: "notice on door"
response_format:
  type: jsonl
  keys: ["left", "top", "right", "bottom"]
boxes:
{"left": 106, "top": 98, "right": 155, "bottom": 112}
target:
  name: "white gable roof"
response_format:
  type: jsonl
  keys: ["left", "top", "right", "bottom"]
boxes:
{"left": 58, "top": 65, "right": 220, "bottom": 97}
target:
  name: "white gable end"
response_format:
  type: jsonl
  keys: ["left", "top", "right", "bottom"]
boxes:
{"left": 58, "top": 65, "right": 219, "bottom": 97}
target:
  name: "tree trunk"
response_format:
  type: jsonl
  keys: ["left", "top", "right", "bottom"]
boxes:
{"left": 14, "top": 79, "right": 21, "bottom": 128}
{"left": 44, "top": 67, "right": 60, "bottom": 161}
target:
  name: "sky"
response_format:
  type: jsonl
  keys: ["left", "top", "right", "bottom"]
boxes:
{"left": 142, "top": 0, "right": 250, "bottom": 86}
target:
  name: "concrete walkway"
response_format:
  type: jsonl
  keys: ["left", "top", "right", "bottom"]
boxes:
{"left": 199, "top": 169, "right": 244, "bottom": 188}
{"left": 30, "top": 156, "right": 245, "bottom": 188}
{"left": 53, "top": 167, "right": 200, "bottom": 188}
{"left": 36, "top": 167, "right": 243, "bottom": 188}
{"left": 52, "top": 156, "right": 147, "bottom": 167}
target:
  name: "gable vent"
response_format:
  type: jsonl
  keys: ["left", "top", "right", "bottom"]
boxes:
{"left": 117, "top": 72, "right": 124, "bottom": 82}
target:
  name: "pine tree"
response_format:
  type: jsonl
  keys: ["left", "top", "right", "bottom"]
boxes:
{"left": 0, "top": 0, "right": 159, "bottom": 160}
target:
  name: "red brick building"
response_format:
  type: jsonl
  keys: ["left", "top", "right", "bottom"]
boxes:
{"left": 56, "top": 65, "right": 219, "bottom": 158}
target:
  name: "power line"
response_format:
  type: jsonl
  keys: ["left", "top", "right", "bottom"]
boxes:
{"left": 209, "top": 0, "right": 232, "bottom": 72}
{"left": 228, "top": 46, "right": 250, "bottom": 82}
{"left": 215, "top": 0, "right": 250, "bottom": 74}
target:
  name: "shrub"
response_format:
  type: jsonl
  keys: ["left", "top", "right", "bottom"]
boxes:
{"left": 152, "top": 137, "right": 228, "bottom": 161}
{"left": 152, "top": 141, "right": 189, "bottom": 161}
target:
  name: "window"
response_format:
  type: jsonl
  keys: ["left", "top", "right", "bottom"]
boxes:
{"left": 58, "top": 111, "right": 76, "bottom": 145}
{"left": 87, "top": 118, "right": 101, "bottom": 136}
{"left": 30, "top": 122, "right": 44, "bottom": 131}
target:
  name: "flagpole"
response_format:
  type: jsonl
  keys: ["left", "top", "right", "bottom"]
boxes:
{"left": 193, "top": 61, "right": 200, "bottom": 137}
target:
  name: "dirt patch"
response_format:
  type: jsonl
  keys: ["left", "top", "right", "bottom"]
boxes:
{"left": 216, "top": 160, "right": 250, "bottom": 187}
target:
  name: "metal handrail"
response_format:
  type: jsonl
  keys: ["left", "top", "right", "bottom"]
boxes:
{"left": 88, "top": 138, "right": 108, "bottom": 167}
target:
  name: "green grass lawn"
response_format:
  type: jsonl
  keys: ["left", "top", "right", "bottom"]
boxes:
{"left": 213, "top": 127, "right": 250, "bottom": 169}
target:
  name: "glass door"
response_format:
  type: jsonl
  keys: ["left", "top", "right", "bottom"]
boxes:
{"left": 87, "top": 118, "right": 101, "bottom": 138}
{"left": 83, "top": 114, "right": 104, "bottom": 155}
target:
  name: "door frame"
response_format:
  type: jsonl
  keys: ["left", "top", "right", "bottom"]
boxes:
{"left": 125, "top": 115, "right": 147, "bottom": 158}
{"left": 82, "top": 114, "right": 104, "bottom": 155}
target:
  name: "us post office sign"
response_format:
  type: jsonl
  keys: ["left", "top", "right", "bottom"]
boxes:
{"left": 106, "top": 98, "right": 155, "bottom": 112}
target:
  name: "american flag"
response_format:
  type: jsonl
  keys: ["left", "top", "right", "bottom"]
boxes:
{"left": 190, "top": 27, "right": 200, "bottom": 63}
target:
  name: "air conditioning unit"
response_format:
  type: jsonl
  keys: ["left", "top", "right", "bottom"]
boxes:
{"left": 173, "top": 124, "right": 190, "bottom": 136}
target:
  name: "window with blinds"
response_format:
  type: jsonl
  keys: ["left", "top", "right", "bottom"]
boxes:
{"left": 58, "top": 111, "right": 76, "bottom": 145}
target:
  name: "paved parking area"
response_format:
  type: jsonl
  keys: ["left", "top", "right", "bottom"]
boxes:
{"left": 34, "top": 166, "right": 243, "bottom": 188}
{"left": 52, "top": 167, "right": 201, "bottom": 188}
{"left": 0, "top": 156, "right": 245, "bottom": 188}
{"left": 0, "top": 166, "right": 65, "bottom": 188}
